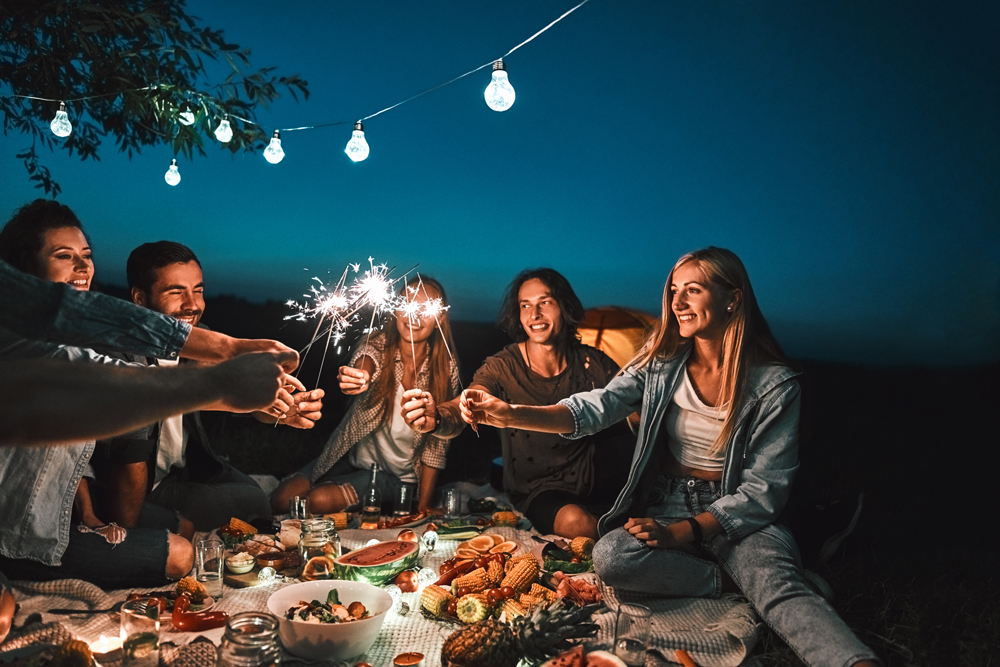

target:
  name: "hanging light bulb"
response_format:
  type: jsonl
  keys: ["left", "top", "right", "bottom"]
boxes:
{"left": 484, "top": 60, "right": 516, "bottom": 112}
{"left": 214, "top": 117, "right": 233, "bottom": 143}
{"left": 50, "top": 102, "right": 73, "bottom": 137}
{"left": 178, "top": 105, "right": 195, "bottom": 126}
{"left": 263, "top": 130, "right": 285, "bottom": 164}
{"left": 344, "top": 122, "right": 370, "bottom": 162}
{"left": 164, "top": 159, "right": 181, "bottom": 186}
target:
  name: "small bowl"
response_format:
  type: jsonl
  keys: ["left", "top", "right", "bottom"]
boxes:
{"left": 256, "top": 550, "right": 286, "bottom": 569}
{"left": 225, "top": 557, "right": 255, "bottom": 575}
{"left": 266, "top": 580, "right": 392, "bottom": 661}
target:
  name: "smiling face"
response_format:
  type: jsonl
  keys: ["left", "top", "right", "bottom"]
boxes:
{"left": 133, "top": 260, "right": 205, "bottom": 327}
{"left": 395, "top": 283, "right": 442, "bottom": 346}
{"left": 36, "top": 226, "right": 94, "bottom": 291}
{"left": 670, "top": 260, "right": 735, "bottom": 341}
{"left": 518, "top": 277, "right": 564, "bottom": 345}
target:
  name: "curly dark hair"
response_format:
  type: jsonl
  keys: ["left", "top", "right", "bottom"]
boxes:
{"left": 126, "top": 241, "right": 201, "bottom": 295}
{"left": 497, "top": 268, "right": 585, "bottom": 351}
{"left": 0, "top": 199, "right": 87, "bottom": 277}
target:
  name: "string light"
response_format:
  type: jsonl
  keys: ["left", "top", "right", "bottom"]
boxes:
{"left": 214, "top": 117, "right": 233, "bottom": 143}
{"left": 484, "top": 60, "right": 516, "bottom": 112}
{"left": 50, "top": 102, "right": 72, "bottom": 137}
{"left": 263, "top": 130, "right": 285, "bottom": 164}
{"left": 178, "top": 105, "right": 195, "bottom": 125}
{"left": 164, "top": 159, "right": 181, "bottom": 186}
{"left": 344, "top": 122, "right": 370, "bottom": 162}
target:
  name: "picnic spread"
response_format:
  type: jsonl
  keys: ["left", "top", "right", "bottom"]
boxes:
{"left": 1, "top": 503, "right": 761, "bottom": 667}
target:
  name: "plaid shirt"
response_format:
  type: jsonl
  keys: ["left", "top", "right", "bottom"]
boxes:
{"left": 311, "top": 331, "right": 460, "bottom": 485}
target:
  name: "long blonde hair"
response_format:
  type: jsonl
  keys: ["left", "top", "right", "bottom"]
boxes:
{"left": 628, "top": 247, "right": 788, "bottom": 455}
{"left": 367, "top": 276, "right": 458, "bottom": 425}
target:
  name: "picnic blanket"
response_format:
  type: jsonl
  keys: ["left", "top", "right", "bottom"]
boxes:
{"left": 3, "top": 523, "right": 759, "bottom": 666}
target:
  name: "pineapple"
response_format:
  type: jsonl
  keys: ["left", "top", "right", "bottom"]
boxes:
{"left": 440, "top": 600, "right": 601, "bottom": 667}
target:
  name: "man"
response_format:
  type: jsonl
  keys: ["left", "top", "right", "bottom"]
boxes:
{"left": 96, "top": 241, "right": 323, "bottom": 533}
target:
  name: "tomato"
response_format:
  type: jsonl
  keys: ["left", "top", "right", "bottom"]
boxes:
{"left": 473, "top": 556, "right": 488, "bottom": 569}
{"left": 570, "top": 556, "right": 582, "bottom": 564}
{"left": 446, "top": 600, "right": 458, "bottom": 616}
{"left": 455, "top": 586, "right": 471, "bottom": 598}
{"left": 397, "top": 529, "right": 418, "bottom": 542}
{"left": 500, "top": 586, "right": 514, "bottom": 600}
{"left": 475, "top": 517, "right": 490, "bottom": 526}
{"left": 439, "top": 559, "right": 457, "bottom": 575}
{"left": 395, "top": 571, "right": 419, "bottom": 593}
{"left": 488, "top": 553, "right": 505, "bottom": 565}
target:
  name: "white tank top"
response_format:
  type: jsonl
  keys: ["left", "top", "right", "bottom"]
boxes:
{"left": 665, "top": 369, "right": 727, "bottom": 471}
{"left": 350, "top": 382, "right": 418, "bottom": 482}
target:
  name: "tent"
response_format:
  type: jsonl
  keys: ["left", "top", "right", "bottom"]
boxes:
{"left": 577, "top": 306, "right": 658, "bottom": 368}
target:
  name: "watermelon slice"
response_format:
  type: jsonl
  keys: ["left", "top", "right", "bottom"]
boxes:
{"left": 333, "top": 540, "right": 420, "bottom": 585}
{"left": 584, "top": 650, "right": 628, "bottom": 666}
{"left": 540, "top": 645, "right": 584, "bottom": 667}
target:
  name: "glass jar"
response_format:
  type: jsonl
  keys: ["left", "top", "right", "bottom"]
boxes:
{"left": 216, "top": 611, "right": 281, "bottom": 667}
{"left": 298, "top": 517, "right": 341, "bottom": 567}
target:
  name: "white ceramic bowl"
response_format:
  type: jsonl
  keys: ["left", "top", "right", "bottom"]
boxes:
{"left": 266, "top": 579, "right": 392, "bottom": 661}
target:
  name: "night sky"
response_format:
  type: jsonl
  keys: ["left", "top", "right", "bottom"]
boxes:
{"left": 2, "top": 1, "right": 997, "bottom": 366}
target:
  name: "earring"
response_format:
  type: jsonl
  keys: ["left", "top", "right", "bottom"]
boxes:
{"left": 727, "top": 305, "right": 733, "bottom": 312}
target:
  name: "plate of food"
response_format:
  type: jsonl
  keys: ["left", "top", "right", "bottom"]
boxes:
{"left": 129, "top": 577, "right": 216, "bottom": 618}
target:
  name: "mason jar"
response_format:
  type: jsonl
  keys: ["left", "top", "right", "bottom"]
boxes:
{"left": 298, "top": 517, "right": 341, "bottom": 566}
{"left": 216, "top": 611, "right": 281, "bottom": 667}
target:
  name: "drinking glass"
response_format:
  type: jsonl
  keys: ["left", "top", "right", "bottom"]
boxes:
{"left": 614, "top": 603, "right": 652, "bottom": 667}
{"left": 289, "top": 496, "right": 309, "bottom": 520}
{"left": 394, "top": 483, "right": 415, "bottom": 516}
{"left": 442, "top": 488, "right": 462, "bottom": 518}
{"left": 120, "top": 598, "right": 160, "bottom": 667}
{"left": 197, "top": 538, "right": 225, "bottom": 599}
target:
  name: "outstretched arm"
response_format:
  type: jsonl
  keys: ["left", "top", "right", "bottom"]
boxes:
{"left": 0, "top": 351, "right": 294, "bottom": 447}
{"left": 460, "top": 388, "right": 575, "bottom": 434}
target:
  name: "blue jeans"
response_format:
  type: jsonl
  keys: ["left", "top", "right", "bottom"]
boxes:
{"left": 594, "top": 475, "right": 878, "bottom": 667}
{"left": 301, "top": 457, "right": 410, "bottom": 513}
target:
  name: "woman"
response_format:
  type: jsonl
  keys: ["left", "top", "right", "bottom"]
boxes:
{"left": 272, "top": 277, "right": 460, "bottom": 515}
{"left": 406, "top": 268, "right": 632, "bottom": 540}
{"left": 0, "top": 199, "right": 194, "bottom": 587}
{"left": 461, "top": 248, "right": 879, "bottom": 667}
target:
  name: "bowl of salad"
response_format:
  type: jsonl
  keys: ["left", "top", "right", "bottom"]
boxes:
{"left": 266, "top": 579, "right": 392, "bottom": 661}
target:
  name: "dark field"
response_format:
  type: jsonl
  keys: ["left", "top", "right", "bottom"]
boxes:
{"left": 194, "top": 294, "right": 999, "bottom": 666}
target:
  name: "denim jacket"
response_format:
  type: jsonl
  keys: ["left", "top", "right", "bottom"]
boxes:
{"left": 558, "top": 346, "right": 801, "bottom": 540}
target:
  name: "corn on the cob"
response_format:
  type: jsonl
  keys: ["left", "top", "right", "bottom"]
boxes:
{"left": 456, "top": 595, "right": 490, "bottom": 624}
{"left": 175, "top": 576, "right": 209, "bottom": 602}
{"left": 570, "top": 536, "right": 596, "bottom": 559}
{"left": 501, "top": 598, "right": 527, "bottom": 619}
{"left": 53, "top": 639, "right": 93, "bottom": 667}
{"left": 529, "top": 583, "right": 555, "bottom": 600}
{"left": 505, "top": 552, "right": 537, "bottom": 573}
{"left": 500, "top": 557, "right": 539, "bottom": 593}
{"left": 486, "top": 559, "right": 504, "bottom": 586}
{"left": 420, "top": 585, "right": 455, "bottom": 617}
{"left": 492, "top": 510, "right": 518, "bottom": 527}
{"left": 226, "top": 517, "right": 257, "bottom": 537}
{"left": 461, "top": 592, "right": 490, "bottom": 607}
{"left": 519, "top": 593, "right": 542, "bottom": 607}
{"left": 326, "top": 512, "right": 348, "bottom": 530}
{"left": 452, "top": 567, "right": 490, "bottom": 593}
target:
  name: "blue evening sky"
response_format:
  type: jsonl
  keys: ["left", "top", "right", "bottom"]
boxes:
{"left": 2, "top": 1, "right": 997, "bottom": 365}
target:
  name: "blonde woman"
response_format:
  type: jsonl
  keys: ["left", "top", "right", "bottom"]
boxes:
{"left": 461, "top": 248, "right": 879, "bottom": 667}
{"left": 272, "top": 277, "right": 460, "bottom": 515}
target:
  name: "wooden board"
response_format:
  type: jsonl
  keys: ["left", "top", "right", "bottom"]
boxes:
{"left": 224, "top": 566, "right": 298, "bottom": 588}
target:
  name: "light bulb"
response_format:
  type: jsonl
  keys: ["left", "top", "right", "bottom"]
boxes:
{"left": 484, "top": 60, "right": 515, "bottom": 112}
{"left": 417, "top": 567, "right": 437, "bottom": 587}
{"left": 421, "top": 530, "right": 438, "bottom": 552}
{"left": 178, "top": 106, "right": 195, "bottom": 126}
{"left": 164, "top": 159, "right": 181, "bottom": 186}
{"left": 214, "top": 118, "right": 233, "bottom": 143}
{"left": 344, "top": 122, "right": 370, "bottom": 162}
{"left": 365, "top": 538, "right": 380, "bottom": 548}
{"left": 50, "top": 102, "right": 73, "bottom": 137}
{"left": 263, "top": 130, "right": 285, "bottom": 164}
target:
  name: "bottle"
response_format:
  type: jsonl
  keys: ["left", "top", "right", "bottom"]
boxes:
{"left": 216, "top": 611, "right": 282, "bottom": 667}
{"left": 298, "top": 518, "right": 340, "bottom": 578}
{"left": 360, "top": 463, "right": 382, "bottom": 529}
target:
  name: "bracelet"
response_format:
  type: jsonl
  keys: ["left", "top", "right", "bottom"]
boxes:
{"left": 428, "top": 409, "right": 444, "bottom": 435}
{"left": 684, "top": 517, "right": 703, "bottom": 543}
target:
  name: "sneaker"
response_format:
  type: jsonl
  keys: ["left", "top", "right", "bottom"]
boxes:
{"left": 817, "top": 493, "right": 864, "bottom": 563}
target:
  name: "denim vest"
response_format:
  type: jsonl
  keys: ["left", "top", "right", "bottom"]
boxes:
{"left": 559, "top": 347, "right": 801, "bottom": 540}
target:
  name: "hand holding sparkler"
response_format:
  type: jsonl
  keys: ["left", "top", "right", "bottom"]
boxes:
{"left": 460, "top": 388, "right": 511, "bottom": 429}
{"left": 255, "top": 387, "right": 325, "bottom": 429}
{"left": 338, "top": 362, "right": 373, "bottom": 395}
{"left": 401, "top": 388, "right": 437, "bottom": 433}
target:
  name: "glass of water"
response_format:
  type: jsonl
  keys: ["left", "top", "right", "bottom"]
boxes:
{"left": 197, "top": 538, "right": 225, "bottom": 599}
{"left": 614, "top": 603, "right": 652, "bottom": 666}
{"left": 120, "top": 598, "right": 160, "bottom": 666}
